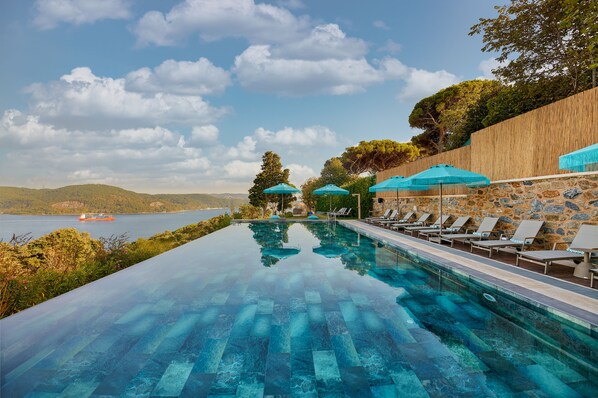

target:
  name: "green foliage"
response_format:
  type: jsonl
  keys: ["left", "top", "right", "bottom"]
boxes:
{"left": 409, "top": 80, "right": 503, "bottom": 154}
{"left": 236, "top": 204, "right": 262, "bottom": 219}
{"left": 341, "top": 140, "right": 421, "bottom": 174}
{"left": 0, "top": 184, "right": 247, "bottom": 215}
{"left": 0, "top": 214, "right": 231, "bottom": 318}
{"left": 301, "top": 177, "right": 322, "bottom": 212}
{"left": 248, "top": 151, "right": 295, "bottom": 212}
{"left": 315, "top": 175, "right": 376, "bottom": 218}
{"left": 470, "top": 0, "right": 597, "bottom": 92}
{"left": 320, "top": 157, "right": 352, "bottom": 186}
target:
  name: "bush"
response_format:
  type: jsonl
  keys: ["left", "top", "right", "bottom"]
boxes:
{"left": 238, "top": 204, "right": 262, "bottom": 219}
{"left": 284, "top": 211, "right": 294, "bottom": 218}
{"left": 0, "top": 214, "right": 231, "bottom": 318}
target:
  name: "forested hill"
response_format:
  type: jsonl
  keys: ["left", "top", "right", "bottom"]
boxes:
{"left": 0, "top": 184, "right": 248, "bottom": 215}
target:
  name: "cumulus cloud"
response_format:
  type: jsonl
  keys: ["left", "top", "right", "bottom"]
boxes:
{"left": 26, "top": 67, "right": 227, "bottom": 129}
{"left": 397, "top": 68, "right": 460, "bottom": 102}
{"left": 378, "top": 39, "right": 401, "bottom": 54}
{"left": 255, "top": 125, "right": 336, "bottom": 146}
{"left": 190, "top": 125, "right": 219, "bottom": 145}
{"left": 227, "top": 136, "right": 258, "bottom": 160}
{"left": 125, "top": 58, "right": 231, "bottom": 96}
{"left": 273, "top": 24, "right": 368, "bottom": 60}
{"left": 33, "top": 0, "right": 131, "bottom": 29}
{"left": 224, "top": 160, "right": 261, "bottom": 178}
{"left": 234, "top": 45, "right": 405, "bottom": 96}
{"left": 286, "top": 163, "right": 315, "bottom": 187}
{"left": 134, "top": 0, "right": 309, "bottom": 46}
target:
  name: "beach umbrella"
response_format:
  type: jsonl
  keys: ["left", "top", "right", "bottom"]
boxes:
{"left": 312, "top": 243, "right": 348, "bottom": 258}
{"left": 369, "top": 176, "right": 430, "bottom": 213}
{"left": 403, "top": 164, "right": 489, "bottom": 232}
{"left": 559, "top": 143, "right": 598, "bottom": 172}
{"left": 313, "top": 184, "right": 350, "bottom": 214}
{"left": 264, "top": 183, "right": 300, "bottom": 216}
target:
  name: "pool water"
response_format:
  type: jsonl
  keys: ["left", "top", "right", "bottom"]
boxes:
{"left": 1, "top": 222, "right": 596, "bottom": 397}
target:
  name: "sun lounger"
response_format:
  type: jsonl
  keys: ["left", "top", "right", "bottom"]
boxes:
{"left": 404, "top": 215, "right": 450, "bottom": 236}
{"left": 516, "top": 224, "right": 598, "bottom": 274}
{"left": 377, "top": 210, "right": 414, "bottom": 226}
{"left": 390, "top": 213, "right": 431, "bottom": 231}
{"left": 338, "top": 208, "right": 352, "bottom": 217}
{"left": 372, "top": 209, "right": 398, "bottom": 225}
{"left": 330, "top": 208, "right": 346, "bottom": 216}
{"left": 470, "top": 220, "right": 544, "bottom": 258}
{"left": 418, "top": 216, "right": 470, "bottom": 239}
{"left": 366, "top": 209, "right": 391, "bottom": 223}
{"left": 439, "top": 217, "right": 499, "bottom": 247}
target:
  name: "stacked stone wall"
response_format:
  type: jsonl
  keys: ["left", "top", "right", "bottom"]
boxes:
{"left": 372, "top": 173, "right": 597, "bottom": 248}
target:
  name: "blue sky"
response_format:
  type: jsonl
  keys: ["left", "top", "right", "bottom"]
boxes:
{"left": 0, "top": 0, "right": 502, "bottom": 193}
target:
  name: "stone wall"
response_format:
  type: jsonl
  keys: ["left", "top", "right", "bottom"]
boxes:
{"left": 372, "top": 173, "right": 598, "bottom": 248}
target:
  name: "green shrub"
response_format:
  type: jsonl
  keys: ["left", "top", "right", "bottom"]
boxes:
{"left": 239, "top": 204, "right": 262, "bottom": 219}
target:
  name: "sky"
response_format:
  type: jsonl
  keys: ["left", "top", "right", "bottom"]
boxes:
{"left": 0, "top": 0, "right": 502, "bottom": 194}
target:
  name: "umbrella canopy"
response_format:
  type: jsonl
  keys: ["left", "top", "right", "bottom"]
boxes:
{"left": 264, "top": 183, "right": 300, "bottom": 217}
{"left": 313, "top": 184, "right": 350, "bottom": 214}
{"left": 559, "top": 143, "right": 598, "bottom": 172}
{"left": 404, "top": 164, "right": 489, "bottom": 235}
{"left": 312, "top": 244, "right": 348, "bottom": 258}
{"left": 369, "top": 176, "right": 429, "bottom": 213}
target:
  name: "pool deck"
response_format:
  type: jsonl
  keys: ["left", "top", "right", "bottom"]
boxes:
{"left": 341, "top": 220, "right": 598, "bottom": 332}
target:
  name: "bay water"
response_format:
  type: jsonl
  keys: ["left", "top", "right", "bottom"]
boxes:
{"left": 0, "top": 209, "right": 228, "bottom": 242}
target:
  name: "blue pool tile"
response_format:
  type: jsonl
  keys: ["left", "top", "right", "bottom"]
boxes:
{"left": 242, "top": 337, "right": 269, "bottom": 375}
{"left": 521, "top": 364, "right": 582, "bottom": 398}
{"left": 291, "top": 349, "right": 315, "bottom": 376}
{"left": 251, "top": 314, "right": 272, "bottom": 338}
{"left": 193, "top": 338, "right": 228, "bottom": 374}
{"left": 312, "top": 351, "right": 343, "bottom": 394}
{"left": 269, "top": 324, "right": 290, "bottom": 354}
{"left": 331, "top": 334, "right": 361, "bottom": 368}
{"left": 209, "top": 352, "right": 244, "bottom": 395}
{"left": 339, "top": 366, "right": 374, "bottom": 397}
{"left": 264, "top": 353, "right": 291, "bottom": 395}
{"left": 389, "top": 368, "right": 429, "bottom": 398}
{"left": 290, "top": 373, "right": 318, "bottom": 397}
{"left": 290, "top": 313, "right": 309, "bottom": 338}
{"left": 151, "top": 359, "right": 195, "bottom": 396}
{"left": 179, "top": 373, "right": 216, "bottom": 398}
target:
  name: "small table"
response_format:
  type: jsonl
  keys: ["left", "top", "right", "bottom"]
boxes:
{"left": 570, "top": 247, "right": 598, "bottom": 279}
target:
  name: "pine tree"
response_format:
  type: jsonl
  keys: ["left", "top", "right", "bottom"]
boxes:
{"left": 248, "top": 151, "right": 294, "bottom": 213}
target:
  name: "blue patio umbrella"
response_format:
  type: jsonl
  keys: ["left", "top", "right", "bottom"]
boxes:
{"left": 313, "top": 184, "right": 350, "bottom": 214}
{"left": 559, "top": 143, "right": 598, "bottom": 172}
{"left": 369, "top": 176, "right": 430, "bottom": 212}
{"left": 404, "top": 164, "right": 490, "bottom": 232}
{"left": 264, "top": 183, "right": 300, "bottom": 217}
{"left": 312, "top": 243, "right": 348, "bottom": 258}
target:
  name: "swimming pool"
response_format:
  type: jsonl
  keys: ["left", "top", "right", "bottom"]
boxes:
{"left": 1, "top": 222, "right": 596, "bottom": 397}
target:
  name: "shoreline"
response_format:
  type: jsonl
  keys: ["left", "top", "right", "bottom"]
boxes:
{"left": 0, "top": 208, "right": 231, "bottom": 217}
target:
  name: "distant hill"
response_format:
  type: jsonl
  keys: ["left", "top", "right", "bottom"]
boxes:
{"left": 0, "top": 184, "right": 248, "bottom": 215}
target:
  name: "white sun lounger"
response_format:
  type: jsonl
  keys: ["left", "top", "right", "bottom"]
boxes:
{"left": 470, "top": 220, "right": 544, "bottom": 258}
{"left": 439, "top": 217, "right": 499, "bottom": 247}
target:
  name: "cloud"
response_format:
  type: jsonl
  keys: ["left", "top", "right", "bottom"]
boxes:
{"left": 33, "top": 0, "right": 131, "bottom": 29}
{"left": 276, "top": 0, "right": 305, "bottom": 9}
{"left": 478, "top": 57, "right": 502, "bottom": 80}
{"left": 255, "top": 125, "right": 337, "bottom": 146}
{"left": 373, "top": 20, "right": 390, "bottom": 30}
{"left": 125, "top": 58, "right": 231, "bottom": 96}
{"left": 133, "top": 0, "right": 310, "bottom": 46}
{"left": 378, "top": 39, "right": 401, "bottom": 54}
{"left": 397, "top": 68, "right": 460, "bottom": 102}
{"left": 224, "top": 160, "right": 261, "bottom": 178}
{"left": 234, "top": 45, "right": 405, "bottom": 96}
{"left": 25, "top": 67, "right": 227, "bottom": 130}
{"left": 274, "top": 24, "right": 368, "bottom": 60}
{"left": 285, "top": 163, "right": 315, "bottom": 187}
{"left": 190, "top": 125, "right": 219, "bottom": 146}
{"left": 227, "top": 136, "right": 258, "bottom": 160}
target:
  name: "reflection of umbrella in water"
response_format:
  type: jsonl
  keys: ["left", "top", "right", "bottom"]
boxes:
{"left": 312, "top": 243, "right": 348, "bottom": 258}
{"left": 261, "top": 246, "right": 301, "bottom": 260}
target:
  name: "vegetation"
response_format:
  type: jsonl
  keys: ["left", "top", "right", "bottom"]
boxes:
{"left": 340, "top": 140, "right": 421, "bottom": 174}
{"left": 409, "top": 80, "right": 502, "bottom": 154}
{"left": 0, "top": 214, "right": 231, "bottom": 318}
{"left": 0, "top": 184, "right": 247, "bottom": 215}
{"left": 320, "top": 157, "right": 352, "bottom": 186}
{"left": 470, "top": 0, "right": 597, "bottom": 92}
{"left": 315, "top": 175, "right": 376, "bottom": 218}
{"left": 248, "top": 151, "right": 296, "bottom": 213}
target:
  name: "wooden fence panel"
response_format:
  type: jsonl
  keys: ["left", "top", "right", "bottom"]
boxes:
{"left": 377, "top": 87, "right": 598, "bottom": 197}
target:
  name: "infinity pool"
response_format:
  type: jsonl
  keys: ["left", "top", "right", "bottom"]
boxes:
{"left": 1, "top": 222, "right": 596, "bottom": 397}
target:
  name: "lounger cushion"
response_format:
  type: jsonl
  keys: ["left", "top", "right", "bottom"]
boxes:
{"left": 520, "top": 250, "right": 584, "bottom": 261}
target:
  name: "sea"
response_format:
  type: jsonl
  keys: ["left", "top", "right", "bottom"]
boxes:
{"left": 0, "top": 209, "right": 229, "bottom": 242}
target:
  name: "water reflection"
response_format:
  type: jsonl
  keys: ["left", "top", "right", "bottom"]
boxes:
{"left": 248, "top": 222, "right": 301, "bottom": 266}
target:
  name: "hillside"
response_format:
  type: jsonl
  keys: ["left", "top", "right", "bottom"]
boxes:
{"left": 0, "top": 184, "right": 248, "bottom": 215}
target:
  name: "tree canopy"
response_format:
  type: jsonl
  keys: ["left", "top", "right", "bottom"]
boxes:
{"left": 470, "top": 0, "right": 597, "bottom": 92}
{"left": 408, "top": 80, "right": 502, "bottom": 154}
{"left": 320, "top": 157, "right": 352, "bottom": 186}
{"left": 248, "top": 151, "right": 294, "bottom": 212}
{"left": 340, "top": 140, "right": 421, "bottom": 174}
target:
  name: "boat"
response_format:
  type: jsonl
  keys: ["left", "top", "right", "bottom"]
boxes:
{"left": 78, "top": 213, "right": 115, "bottom": 221}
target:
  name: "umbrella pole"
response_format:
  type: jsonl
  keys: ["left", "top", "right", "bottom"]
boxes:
{"left": 282, "top": 194, "right": 284, "bottom": 216}
{"left": 439, "top": 182, "right": 443, "bottom": 233}
{"left": 396, "top": 188, "right": 399, "bottom": 215}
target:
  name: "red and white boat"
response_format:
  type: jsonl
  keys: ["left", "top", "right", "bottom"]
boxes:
{"left": 78, "top": 213, "right": 115, "bottom": 221}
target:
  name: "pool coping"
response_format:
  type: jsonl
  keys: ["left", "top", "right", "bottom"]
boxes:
{"left": 340, "top": 220, "right": 598, "bottom": 333}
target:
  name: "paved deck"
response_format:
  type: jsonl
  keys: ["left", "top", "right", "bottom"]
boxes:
{"left": 341, "top": 220, "right": 598, "bottom": 331}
